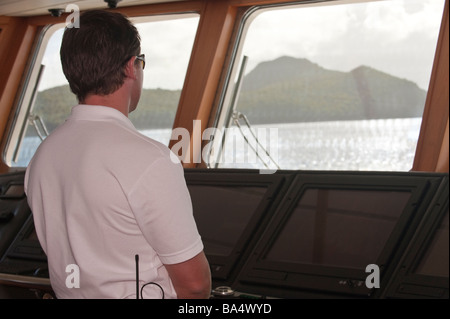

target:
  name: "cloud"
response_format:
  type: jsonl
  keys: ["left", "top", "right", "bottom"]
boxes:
{"left": 37, "top": 0, "right": 444, "bottom": 92}
{"left": 135, "top": 16, "right": 199, "bottom": 90}
{"left": 241, "top": 0, "right": 445, "bottom": 90}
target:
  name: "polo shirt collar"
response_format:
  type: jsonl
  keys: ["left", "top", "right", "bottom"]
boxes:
{"left": 69, "top": 104, "right": 136, "bottom": 131}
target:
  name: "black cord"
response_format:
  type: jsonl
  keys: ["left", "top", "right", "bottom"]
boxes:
{"left": 140, "top": 282, "right": 165, "bottom": 299}
{"left": 135, "top": 254, "right": 139, "bottom": 300}
{"left": 135, "top": 253, "right": 165, "bottom": 299}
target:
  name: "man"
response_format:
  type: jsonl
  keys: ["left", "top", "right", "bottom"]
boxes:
{"left": 24, "top": 10, "right": 211, "bottom": 299}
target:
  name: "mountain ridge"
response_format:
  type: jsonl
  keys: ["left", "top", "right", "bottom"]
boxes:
{"left": 31, "top": 56, "right": 427, "bottom": 133}
{"left": 236, "top": 56, "right": 426, "bottom": 124}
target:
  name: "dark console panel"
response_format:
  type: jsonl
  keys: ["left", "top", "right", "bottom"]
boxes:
{"left": 0, "top": 171, "right": 48, "bottom": 280}
{"left": 0, "top": 171, "right": 32, "bottom": 260}
{"left": 0, "top": 169, "right": 448, "bottom": 299}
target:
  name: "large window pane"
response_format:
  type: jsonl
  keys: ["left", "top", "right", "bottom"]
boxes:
{"left": 213, "top": 0, "right": 445, "bottom": 171}
{"left": 9, "top": 14, "right": 199, "bottom": 167}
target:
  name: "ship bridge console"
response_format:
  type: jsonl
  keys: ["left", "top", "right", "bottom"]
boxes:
{"left": 0, "top": 169, "right": 448, "bottom": 299}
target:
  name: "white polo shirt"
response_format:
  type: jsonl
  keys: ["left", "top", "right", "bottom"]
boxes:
{"left": 24, "top": 104, "right": 203, "bottom": 299}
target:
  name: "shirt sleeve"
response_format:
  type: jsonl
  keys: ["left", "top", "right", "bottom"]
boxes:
{"left": 127, "top": 156, "right": 203, "bottom": 265}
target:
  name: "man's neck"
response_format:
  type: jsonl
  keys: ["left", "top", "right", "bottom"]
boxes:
{"left": 83, "top": 91, "right": 130, "bottom": 117}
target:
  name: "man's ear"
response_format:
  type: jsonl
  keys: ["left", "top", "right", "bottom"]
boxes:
{"left": 124, "top": 56, "right": 137, "bottom": 80}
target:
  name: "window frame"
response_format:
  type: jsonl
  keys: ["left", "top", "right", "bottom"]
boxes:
{"left": 0, "top": 0, "right": 447, "bottom": 173}
{"left": 2, "top": 11, "right": 201, "bottom": 168}
{"left": 2, "top": 23, "right": 62, "bottom": 167}
{"left": 206, "top": 0, "right": 448, "bottom": 172}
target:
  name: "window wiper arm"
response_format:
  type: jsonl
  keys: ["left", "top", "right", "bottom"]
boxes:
{"left": 213, "top": 56, "right": 248, "bottom": 168}
{"left": 12, "top": 64, "right": 45, "bottom": 163}
{"left": 28, "top": 114, "right": 49, "bottom": 141}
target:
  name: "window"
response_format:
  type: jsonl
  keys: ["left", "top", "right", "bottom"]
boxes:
{"left": 210, "top": 0, "right": 445, "bottom": 172}
{"left": 5, "top": 14, "right": 199, "bottom": 167}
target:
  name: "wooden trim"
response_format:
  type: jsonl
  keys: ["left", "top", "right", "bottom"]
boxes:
{"left": 0, "top": 1, "right": 205, "bottom": 172}
{"left": 170, "top": 0, "right": 238, "bottom": 167}
{"left": 25, "top": 1, "right": 204, "bottom": 26}
{"left": 229, "top": 0, "right": 309, "bottom": 6}
{"left": 0, "top": 273, "right": 51, "bottom": 290}
{"left": 0, "top": 17, "right": 37, "bottom": 172}
{"left": 0, "top": 0, "right": 449, "bottom": 172}
{"left": 435, "top": 118, "right": 449, "bottom": 173}
{"left": 412, "top": 0, "right": 449, "bottom": 172}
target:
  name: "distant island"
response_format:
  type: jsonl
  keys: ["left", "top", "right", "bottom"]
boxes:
{"left": 237, "top": 56, "right": 426, "bottom": 124}
{"left": 31, "top": 56, "right": 426, "bottom": 134}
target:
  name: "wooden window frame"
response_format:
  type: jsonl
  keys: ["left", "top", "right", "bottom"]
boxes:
{"left": 0, "top": 0, "right": 448, "bottom": 173}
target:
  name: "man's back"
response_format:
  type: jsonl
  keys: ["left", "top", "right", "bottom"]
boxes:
{"left": 25, "top": 104, "right": 203, "bottom": 298}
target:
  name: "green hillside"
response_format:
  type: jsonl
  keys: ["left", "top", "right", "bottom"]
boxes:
{"left": 30, "top": 56, "right": 427, "bottom": 134}
{"left": 31, "top": 86, "right": 181, "bottom": 133}
{"left": 236, "top": 56, "right": 426, "bottom": 124}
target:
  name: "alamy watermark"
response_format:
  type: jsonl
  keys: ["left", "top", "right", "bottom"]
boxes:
{"left": 365, "top": 263, "right": 380, "bottom": 289}
{"left": 65, "top": 264, "right": 80, "bottom": 288}
{"left": 65, "top": 4, "right": 80, "bottom": 28}
{"left": 170, "top": 120, "right": 280, "bottom": 174}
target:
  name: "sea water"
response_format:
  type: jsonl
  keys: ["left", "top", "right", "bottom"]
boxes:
{"left": 14, "top": 118, "right": 422, "bottom": 172}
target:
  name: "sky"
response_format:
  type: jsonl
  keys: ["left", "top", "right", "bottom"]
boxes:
{"left": 39, "top": 0, "right": 445, "bottom": 92}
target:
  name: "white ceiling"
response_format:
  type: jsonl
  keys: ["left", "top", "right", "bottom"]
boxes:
{"left": 0, "top": 0, "right": 187, "bottom": 17}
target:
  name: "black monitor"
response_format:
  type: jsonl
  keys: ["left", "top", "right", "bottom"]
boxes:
{"left": 0, "top": 171, "right": 31, "bottom": 260}
{"left": 233, "top": 172, "right": 446, "bottom": 298}
{"left": 0, "top": 213, "right": 48, "bottom": 278}
{"left": 184, "top": 169, "right": 290, "bottom": 283}
{"left": 383, "top": 176, "right": 448, "bottom": 299}
{"left": 3, "top": 213, "right": 47, "bottom": 262}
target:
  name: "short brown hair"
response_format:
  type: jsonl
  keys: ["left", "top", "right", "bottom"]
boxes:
{"left": 60, "top": 10, "right": 141, "bottom": 102}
